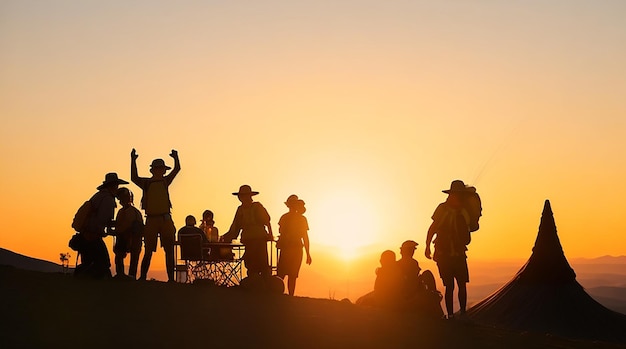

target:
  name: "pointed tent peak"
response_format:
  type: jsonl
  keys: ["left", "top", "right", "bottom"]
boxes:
{"left": 542, "top": 199, "right": 552, "bottom": 216}
{"left": 524, "top": 199, "right": 576, "bottom": 282}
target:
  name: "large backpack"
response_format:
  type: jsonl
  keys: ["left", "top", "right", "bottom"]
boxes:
{"left": 71, "top": 200, "right": 93, "bottom": 233}
{"left": 463, "top": 186, "right": 482, "bottom": 233}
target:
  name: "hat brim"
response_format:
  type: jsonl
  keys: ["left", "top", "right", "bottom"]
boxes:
{"left": 232, "top": 191, "right": 259, "bottom": 196}
{"left": 151, "top": 165, "right": 172, "bottom": 170}
{"left": 443, "top": 188, "right": 468, "bottom": 194}
{"left": 97, "top": 179, "right": 129, "bottom": 190}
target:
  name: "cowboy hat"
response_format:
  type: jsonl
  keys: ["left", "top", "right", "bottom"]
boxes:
{"left": 150, "top": 158, "right": 172, "bottom": 170}
{"left": 442, "top": 180, "right": 470, "bottom": 194}
{"left": 97, "top": 172, "right": 129, "bottom": 190}
{"left": 232, "top": 184, "right": 259, "bottom": 196}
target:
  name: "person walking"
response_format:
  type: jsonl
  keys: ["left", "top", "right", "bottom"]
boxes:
{"left": 130, "top": 148, "right": 181, "bottom": 282}
{"left": 276, "top": 195, "right": 312, "bottom": 296}
{"left": 425, "top": 180, "right": 473, "bottom": 319}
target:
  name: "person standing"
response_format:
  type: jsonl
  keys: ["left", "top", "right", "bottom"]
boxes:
{"left": 131, "top": 148, "right": 181, "bottom": 282}
{"left": 276, "top": 195, "right": 312, "bottom": 296}
{"left": 77, "top": 172, "right": 128, "bottom": 279}
{"left": 221, "top": 185, "right": 273, "bottom": 277}
{"left": 425, "top": 180, "right": 473, "bottom": 319}
{"left": 112, "top": 187, "right": 144, "bottom": 280}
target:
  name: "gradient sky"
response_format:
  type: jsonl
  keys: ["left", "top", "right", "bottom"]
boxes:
{"left": 1, "top": 1, "right": 625, "bottom": 295}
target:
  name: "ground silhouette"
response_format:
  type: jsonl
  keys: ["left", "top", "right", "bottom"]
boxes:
{"left": 1, "top": 266, "right": 623, "bottom": 349}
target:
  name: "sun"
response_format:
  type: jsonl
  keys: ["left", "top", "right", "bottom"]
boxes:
{"left": 307, "top": 189, "right": 382, "bottom": 261}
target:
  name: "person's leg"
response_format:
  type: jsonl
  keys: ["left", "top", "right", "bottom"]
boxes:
{"left": 129, "top": 249, "right": 140, "bottom": 279}
{"left": 114, "top": 253, "right": 125, "bottom": 276}
{"left": 140, "top": 217, "right": 159, "bottom": 280}
{"left": 458, "top": 281, "right": 467, "bottom": 313}
{"left": 161, "top": 215, "right": 177, "bottom": 282}
{"left": 444, "top": 283, "right": 455, "bottom": 317}
{"left": 287, "top": 276, "right": 297, "bottom": 296}
{"left": 140, "top": 251, "right": 152, "bottom": 280}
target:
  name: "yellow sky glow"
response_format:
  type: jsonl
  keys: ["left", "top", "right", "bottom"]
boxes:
{"left": 1, "top": 1, "right": 625, "bottom": 299}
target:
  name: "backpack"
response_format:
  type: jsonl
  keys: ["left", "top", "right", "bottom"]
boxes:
{"left": 71, "top": 200, "right": 93, "bottom": 233}
{"left": 463, "top": 187, "right": 482, "bottom": 233}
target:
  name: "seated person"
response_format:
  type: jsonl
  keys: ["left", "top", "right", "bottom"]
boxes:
{"left": 199, "top": 209, "right": 219, "bottom": 242}
{"left": 397, "top": 240, "right": 443, "bottom": 318}
{"left": 177, "top": 215, "right": 209, "bottom": 259}
{"left": 356, "top": 250, "right": 403, "bottom": 309}
{"left": 397, "top": 240, "right": 422, "bottom": 296}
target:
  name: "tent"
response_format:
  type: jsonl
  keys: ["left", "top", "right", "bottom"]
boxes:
{"left": 466, "top": 200, "right": 626, "bottom": 342}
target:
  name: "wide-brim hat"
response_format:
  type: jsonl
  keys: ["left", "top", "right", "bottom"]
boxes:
{"left": 97, "top": 172, "right": 129, "bottom": 190}
{"left": 150, "top": 158, "right": 172, "bottom": 170}
{"left": 285, "top": 194, "right": 299, "bottom": 207}
{"left": 232, "top": 184, "right": 259, "bottom": 196}
{"left": 442, "top": 180, "right": 470, "bottom": 194}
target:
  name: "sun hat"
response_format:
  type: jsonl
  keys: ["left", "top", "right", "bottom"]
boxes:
{"left": 150, "top": 158, "right": 171, "bottom": 170}
{"left": 400, "top": 240, "right": 418, "bottom": 250}
{"left": 285, "top": 194, "right": 299, "bottom": 207}
{"left": 442, "top": 180, "right": 470, "bottom": 194}
{"left": 232, "top": 184, "right": 259, "bottom": 196}
{"left": 97, "top": 172, "right": 129, "bottom": 190}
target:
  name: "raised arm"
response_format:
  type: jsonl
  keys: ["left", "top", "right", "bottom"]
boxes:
{"left": 130, "top": 148, "right": 140, "bottom": 186}
{"left": 166, "top": 149, "right": 181, "bottom": 184}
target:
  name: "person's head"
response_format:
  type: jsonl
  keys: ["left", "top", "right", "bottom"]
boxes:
{"left": 232, "top": 185, "right": 258, "bottom": 206}
{"left": 202, "top": 210, "right": 214, "bottom": 221}
{"left": 185, "top": 215, "right": 197, "bottom": 227}
{"left": 400, "top": 240, "right": 418, "bottom": 258}
{"left": 97, "top": 173, "right": 129, "bottom": 193}
{"left": 295, "top": 199, "right": 306, "bottom": 214}
{"left": 285, "top": 194, "right": 299, "bottom": 211}
{"left": 149, "top": 159, "right": 171, "bottom": 178}
{"left": 443, "top": 179, "right": 469, "bottom": 207}
{"left": 379, "top": 250, "right": 396, "bottom": 268}
{"left": 116, "top": 187, "right": 134, "bottom": 206}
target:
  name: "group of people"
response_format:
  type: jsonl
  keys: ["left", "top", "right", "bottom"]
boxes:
{"left": 358, "top": 180, "right": 478, "bottom": 320}
{"left": 356, "top": 240, "right": 443, "bottom": 318}
{"left": 73, "top": 148, "right": 313, "bottom": 296}
{"left": 74, "top": 148, "right": 476, "bottom": 313}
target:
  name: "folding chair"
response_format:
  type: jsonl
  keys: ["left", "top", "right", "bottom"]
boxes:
{"left": 178, "top": 234, "right": 211, "bottom": 283}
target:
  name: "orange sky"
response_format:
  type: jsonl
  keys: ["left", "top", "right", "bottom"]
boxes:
{"left": 1, "top": 1, "right": 625, "bottom": 299}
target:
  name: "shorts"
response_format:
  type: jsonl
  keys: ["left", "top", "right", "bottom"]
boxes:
{"left": 144, "top": 214, "right": 176, "bottom": 252}
{"left": 436, "top": 255, "right": 469, "bottom": 287}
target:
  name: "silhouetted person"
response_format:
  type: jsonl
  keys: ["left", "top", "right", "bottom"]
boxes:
{"left": 221, "top": 185, "right": 274, "bottom": 277}
{"left": 112, "top": 187, "right": 144, "bottom": 280}
{"left": 277, "top": 195, "right": 312, "bottom": 296}
{"left": 425, "top": 180, "right": 472, "bottom": 319}
{"left": 77, "top": 173, "right": 128, "bottom": 279}
{"left": 356, "top": 250, "right": 403, "bottom": 308}
{"left": 199, "top": 210, "right": 219, "bottom": 242}
{"left": 178, "top": 215, "right": 207, "bottom": 240}
{"left": 397, "top": 240, "right": 422, "bottom": 296}
{"left": 131, "top": 148, "right": 181, "bottom": 282}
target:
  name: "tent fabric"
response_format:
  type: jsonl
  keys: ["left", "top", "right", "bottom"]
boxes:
{"left": 466, "top": 200, "right": 626, "bottom": 342}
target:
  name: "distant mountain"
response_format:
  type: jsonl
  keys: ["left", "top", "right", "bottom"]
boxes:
{"left": 571, "top": 255, "right": 626, "bottom": 264}
{"left": 0, "top": 247, "right": 65, "bottom": 273}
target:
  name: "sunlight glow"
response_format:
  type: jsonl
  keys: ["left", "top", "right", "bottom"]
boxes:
{"left": 309, "top": 190, "right": 381, "bottom": 261}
